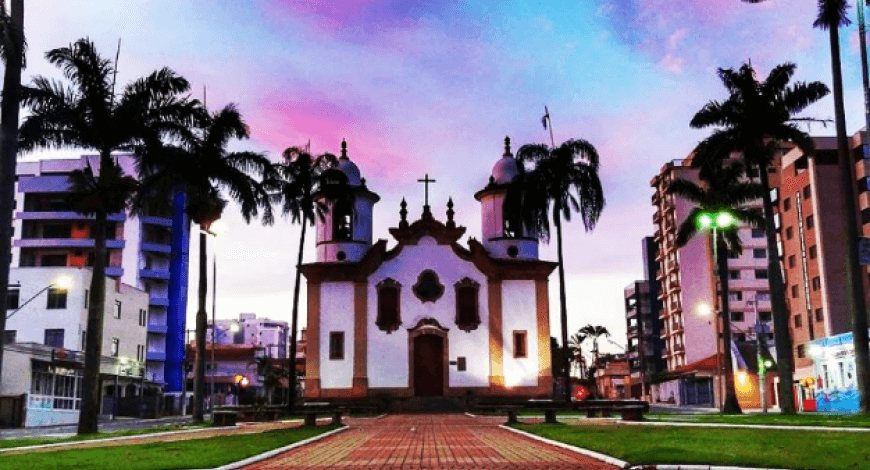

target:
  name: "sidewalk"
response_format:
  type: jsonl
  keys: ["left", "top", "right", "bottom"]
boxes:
{"left": 0, "top": 415, "right": 195, "bottom": 439}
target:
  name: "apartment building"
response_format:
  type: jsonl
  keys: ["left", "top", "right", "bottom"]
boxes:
{"left": 207, "top": 313, "right": 289, "bottom": 359}
{"left": 11, "top": 155, "right": 191, "bottom": 390}
{"left": 649, "top": 153, "right": 777, "bottom": 407}
{"left": 624, "top": 238, "right": 666, "bottom": 399}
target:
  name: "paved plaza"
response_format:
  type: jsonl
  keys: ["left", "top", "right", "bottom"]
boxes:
{"left": 239, "top": 414, "right": 619, "bottom": 470}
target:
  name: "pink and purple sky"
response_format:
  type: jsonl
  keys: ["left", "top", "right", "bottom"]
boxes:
{"left": 25, "top": 0, "right": 870, "bottom": 353}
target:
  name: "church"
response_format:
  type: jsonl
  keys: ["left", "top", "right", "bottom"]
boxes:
{"left": 301, "top": 138, "right": 557, "bottom": 401}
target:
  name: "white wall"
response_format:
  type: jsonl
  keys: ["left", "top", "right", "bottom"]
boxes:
{"left": 366, "top": 236, "right": 490, "bottom": 389}
{"left": 501, "top": 280, "right": 539, "bottom": 387}
{"left": 320, "top": 282, "right": 355, "bottom": 389}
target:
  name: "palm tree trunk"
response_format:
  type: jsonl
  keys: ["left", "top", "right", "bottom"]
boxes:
{"left": 287, "top": 217, "right": 307, "bottom": 414}
{"left": 828, "top": 25, "right": 870, "bottom": 414}
{"left": 192, "top": 230, "right": 208, "bottom": 422}
{"left": 717, "top": 234, "right": 742, "bottom": 414}
{"left": 0, "top": 0, "right": 24, "bottom": 388}
{"left": 758, "top": 164, "right": 796, "bottom": 414}
{"left": 554, "top": 215, "right": 571, "bottom": 403}
{"left": 78, "top": 208, "right": 108, "bottom": 434}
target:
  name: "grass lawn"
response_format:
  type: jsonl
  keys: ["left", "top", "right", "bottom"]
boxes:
{"left": 0, "top": 423, "right": 214, "bottom": 450}
{"left": 646, "top": 412, "right": 870, "bottom": 428}
{"left": 0, "top": 425, "right": 339, "bottom": 470}
{"left": 515, "top": 423, "right": 870, "bottom": 470}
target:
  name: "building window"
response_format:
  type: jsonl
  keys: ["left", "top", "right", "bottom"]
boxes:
{"left": 513, "top": 330, "right": 527, "bottom": 358}
{"left": 728, "top": 250, "right": 739, "bottom": 259}
{"left": 797, "top": 344, "right": 806, "bottom": 358}
{"left": 757, "top": 291, "right": 770, "bottom": 301}
{"left": 755, "top": 269, "right": 769, "bottom": 280}
{"left": 751, "top": 228, "right": 765, "bottom": 238}
{"left": 730, "top": 312, "right": 744, "bottom": 322}
{"left": 783, "top": 197, "right": 791, "bottom": 211}
{"left": 794, "top": 315, "right": 802, "bottom": 328}
{"left": 376, "top": 278, "right": 402, "bottom": 333}
{"left": 786, "top": 226, "right": 794, "bottom": 240}
{"left": 137, "top": 344, "right": 144, "bottom": 362}
{"left": 753, "top": 248, "right": 766, "bottom": 259}
{"left": 729, "top": 270, "right": 740, "bottom": 280}
{"left": 44, "top": 329, "right": 64, "bottom": 348}
{"left": 735, "top": 333, "right": 747, "bottom": 342}
{"left": 3, "top": 330, "right": 16, "bottom": 345}
{"left": 139, "top": 309, "right": 147, "bottom": 327}
{"left": 6, "top": 288, "right": 19, "bottom": 310}
{"left": 457, "top": 356, "right": 466, "bottom": 371}
{"left": 84, "top": 289, "right": 89, "bottom": 309}
{"left": 806, "top": 215, "right": 814, "bottom": 229}
{"left": 503, "top": 214, "right": 522, "bottom": 238}
{"left": 788, "top": 255, "right": 796, "bottom": 268}
{"left": 759, "top": 311, "right": 772, "bottom": 323}
{"left": 46, "top": 288, "right": 67, "bottom": 309}
{"left": 412, "top": 270, "right": 444, "bottom": 303}
{"left": 113, "top": 300, "right": 121, "bottom": 319}
{"left": 332, "top": 200, "right": 353, "bottom": 241}
{"left": 803, "top": 185, "right": 811, "bottom": 200}
{"left": 812, "top": 276, "right": 821, "bottom": 291}
{"left": 729, "top": 291, "right": 743, "bottom": 302}
{"left": 815, "top": 308, "right": 824, "bottom": 322}
{"left": 454, "top": 278, "right": 481, "bottom": 332}
{"left": 81, "top": 330, "right": 86, "bottom": 350}
{"left": 111, "top": 338, "right": 119, "bottom": 357}
{"left": 791, "top": 285, "right": 799, "bottom": 298}
{"left": 329, "top": 332, "right": 344, "bottom": 360}
{"left": 809, "top": 245, "right": 817, "bottom": 259}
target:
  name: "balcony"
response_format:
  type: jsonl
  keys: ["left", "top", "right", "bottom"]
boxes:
{"left": 658, "top": 308, "right": 669, "bottom": 320}
{"left": 106, "top": 266, "right": 124, "bottom": 278}
{"left": 149, "top": 296, "right": 170, "bottom": 307}
{"left": 146, "top": 351, "right": 167, "bottom": 362}
{"left": 140, "top": 268, "right": 170, "bottom": 280}
{"left": 653, "top": 212, "right": 662, "bottom": 224}
{"left": 141, "top": 242, "right": 171, "bottom": 254}
{"left": 148, "top": 323, "right": 168, "bottom": 334}
{"left": 141, "top": 216, "right": 173, "bottom": 227}
{"left": 14, "top": 238, "right": 125, "bottom": 250}
{"left": 16, "top": 211, "right": 126, "bottom": 222}
{"left": 674, "top": 344, "right": 685, "bottom": 352}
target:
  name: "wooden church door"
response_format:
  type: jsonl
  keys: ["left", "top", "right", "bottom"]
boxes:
{"left": 413, "top": 335, "right": 444, "bottom": 396}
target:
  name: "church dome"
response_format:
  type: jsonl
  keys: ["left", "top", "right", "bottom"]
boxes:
{"left": 337, "top": 139, "right": 362, "bottom": 187}
{"left": 491, "top": 136, "right": 519, "bottom": 185}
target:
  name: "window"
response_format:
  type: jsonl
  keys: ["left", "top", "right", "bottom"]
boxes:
{"left": 815, "top": 308, "right": 824, "bottom": 322}
{"left": 759, "top": 311, "right": 772, "bottom": 323}
{"left": 783, "top": 197, "right": 791, "bottom": 211}
{"left": 329, "top": 332, "right": 344, "bottom": 360}
{"left": 812, "top": 276, "right": 821, "bottom": 291}
{"left": 412, "top": 270, "right": 444, "bottom": 303}
{"left": 332, "top": 200, "right": 353, "bottom": 241}
{"left": 791, "top": 285, "right": 799, "bottom": 298}
{"left": 727, "top": 250, "right": 739, "bottom": 259}
{"left": 755, "top": 269, "right": 769, "bottom": 280}
{"left": 797, "top": 344, "right": 806, "bottom": 358}
{"left": 751, "top": 228, "right": 765, "bottom": 238}
{"left": 788, "top": 255, "right": 796, "bottom": 268}
{"left": 139, "top": 309, "right": 147, "bottom": 327}
{"left": 794, "top": 315, "right": 802, "bottom": 328}
{"left": 503, "top": 214, "right": 522, "bottom": 238}
{"left": 111, "top": 338, "right": 119, "bottom": 357}
{"left": 46, "top": 288, "right": 67, "bottom": 309}
{"left": 81, "top": 330, "right": 86, "bottom": 351}
{"left": 376, "top": 278, "right": 402, "bottom": 333}
{"left": 457, "top": 356, "right": 466, "bottom": 371}
{"left": 113, "top": 300, "right": 121, "bottom": 319}
{"left": 6, "top": 288, "right": 19, "bottom": 310}
{"left": 786, "top": 226, "right": 794, "bottom": 240}
{"left": 40, "top": 254, "right": 67, "bottom": 267}
{"left": 735, "top": 333, "right": 747, "bottom": 342}
{"left": 803, "top": 185, "right": 811, "bottom": 200}
{"left": 809, "top": 245, "right": 817, "bottom": 259}
{"left": 137, "top": 344, "right": 144, "bottom": 362}
{"left": 44, "top": 329, "right": 64, "bottom": 348}
{"left": 806, "top": 215, "right": 814, "bottom": 229}
{"left": 84, "top": 289, "right": 89, "bottom": 309}
{"left": 3, "top": 330, "right": 16, "bottom": 345}
{"left": 729, "top": 291, "right": 743, "bottom": 302}
{"left": 757, "top": 291, "right": 770, "bottom": 301}
{"left": 753, "top": 248, "right": 766, "bottom": 259}
{"left": 454, "top": 278, "right": 481, "bottom": 332}
{"left": 729, "top": 270, "right": 740, "bottom": 280}
{"left": 513, "top": 330, "right": 527, "bottom": 358}
{"left": 731, "top": 312, "right": 744, "bottom": 322}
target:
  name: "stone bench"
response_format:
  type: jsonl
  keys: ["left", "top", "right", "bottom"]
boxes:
{"left": 300, "top": 402, "right": 346, "bottom": 426}
{"left": 573, "top": 399, "right": 649, "bottom": 421}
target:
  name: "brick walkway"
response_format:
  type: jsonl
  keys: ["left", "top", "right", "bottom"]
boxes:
{"left": 240, "top": 414, "right": 620, "bottom": 470}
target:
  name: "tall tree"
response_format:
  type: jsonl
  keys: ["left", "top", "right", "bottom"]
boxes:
{"left": 669, "top": 158, "right": 766, "bottom": 414}
{"left": 265, "top": 145, "right": 347, "bottom": 414}
{"left": 0, "top": 0, "right": 24, "bottom": 389}
{"left": 140, "top": 103, "right": 273, "bottom": 422}
{"left": 18, "top": 38, "right": 197, "bottom": 434}
{"left": 568, "top": 331, "right": 587, "bottom": 378}
{"left": 690, "top": 61, "right": 829, "bottom": 414}
{"left": 506, "top": 139, "right": 605, "bottom": 403}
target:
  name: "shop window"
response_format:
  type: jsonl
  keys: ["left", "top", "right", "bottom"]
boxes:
{"left": 454, "top": 278, "right": 481, "bottom": 332}
{"left": 513, "top": 330, "right": 527, "bottom": 358}
{"left": 329, "top": 332, "right": 344, "bottom": 360}
{"left": 46, "top": 288, "right": 67, "bottom": 309}
{"left": 376, "top": 278, "right": 402, "bottom": 333}
{"left": 332, "top": 200, "right": 353, "bottom": 241}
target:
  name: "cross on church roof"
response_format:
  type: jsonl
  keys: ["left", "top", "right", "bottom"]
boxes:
{"left": 417, "top": 173, "right": 436, "bottom": 209}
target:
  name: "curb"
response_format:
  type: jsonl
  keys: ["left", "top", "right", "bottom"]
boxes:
{"left": 500, "top": 424, "right": 631, "bottom": 469}
{"left": 212, "top": 425, "right": 348, "bottom": 470}
{"left": 631, "top": 466, "right": 792, "bottom": 470}
{"left": 629, "top": 420, "right": 870, "bottom": 433}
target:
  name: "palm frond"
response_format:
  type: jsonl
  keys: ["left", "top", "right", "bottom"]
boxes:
{"left": 813, "top": 0, "right": 852, "bottom": 30}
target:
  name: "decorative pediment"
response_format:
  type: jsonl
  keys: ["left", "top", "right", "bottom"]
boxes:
{"left": 407, "top": 317, "right": 449, "bottom": 333}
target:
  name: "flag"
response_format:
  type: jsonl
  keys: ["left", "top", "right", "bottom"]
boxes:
{"left": 542, "top": 106, "right": 550, "bottom": 130}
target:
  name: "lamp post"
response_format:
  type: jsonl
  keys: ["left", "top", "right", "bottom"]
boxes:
{"left": 5, "top": 275, "right": 74, "bottom": 319}
{"left": 203, "top": 220, "right": 226, "bottom": 412}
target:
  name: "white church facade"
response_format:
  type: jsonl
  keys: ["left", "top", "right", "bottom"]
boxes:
{"left": 301, "top": 139, "right": 557, "bottom": 400}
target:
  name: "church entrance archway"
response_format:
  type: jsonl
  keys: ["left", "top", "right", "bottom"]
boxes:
{"left": 408, "top": 319, "right": 449, "bottom": 397}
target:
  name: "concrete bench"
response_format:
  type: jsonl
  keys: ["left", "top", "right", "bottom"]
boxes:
{"left": 300, "top": 402, "right": 346, "bottom": 426}
{"left": 212, "top": 410, "right": 239, "bottom": 426}
{"left": 573, "top": 399, "right": 649, "bottom": 421}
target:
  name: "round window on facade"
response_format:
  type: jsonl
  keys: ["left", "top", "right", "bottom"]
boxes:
{"left": 336, "top": 250, "right": 347, "bottom": 261}
{"left": 507, "top": 245, "right": 519, "bottom": 258}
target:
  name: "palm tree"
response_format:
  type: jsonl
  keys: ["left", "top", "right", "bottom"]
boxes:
{"left": 265, "top": 145, "right": 346, "bottom": 414}
{"left": 669, "top": 157, "right": 766, "bottom": 414}
{"left": 0, "top": 0, "right": 24, "bottom": 390}
{"left": 140, "top": 103, "right": 273, "bottom": 423}
{"left": 690, "top": 61, "right": 829, "bottom": 414}
{"left": 568, "top": 331, "right": 587, "bottom": 378}
{"left": 18, "top": 38, "right": 197, "bottom": 434}
{"left": 507, "top": 139, "right": 605, "bottom": 403}
{"left": 579, "top": 325, "right": 610, "bottom": 369}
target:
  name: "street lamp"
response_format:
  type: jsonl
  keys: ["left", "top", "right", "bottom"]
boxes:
{"left": 203, "top": 220, "right": 227, "bottom": 412}
{"left": 5, "top": 275, "right": 74, "bottom": 319}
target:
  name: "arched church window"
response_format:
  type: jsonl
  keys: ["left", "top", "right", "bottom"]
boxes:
{"left": 333, "top": 200, "right": 353, "bottom": 241}
{"left": 413, "top": 270, "right": 444, "bottom": 303}
{"left": 376, "top": 278, "right": 402, "bottom": 333}
{"left": 454, "top": 278, "right": 480, "bottom": 332}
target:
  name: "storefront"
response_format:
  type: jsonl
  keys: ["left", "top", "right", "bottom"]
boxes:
{"left": 807, "top": 331, "right": 867, "bottom": 412}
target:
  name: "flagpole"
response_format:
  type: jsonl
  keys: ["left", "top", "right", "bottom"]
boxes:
{"left": 543, "top": 106, "right": 556, "bottom": 148}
